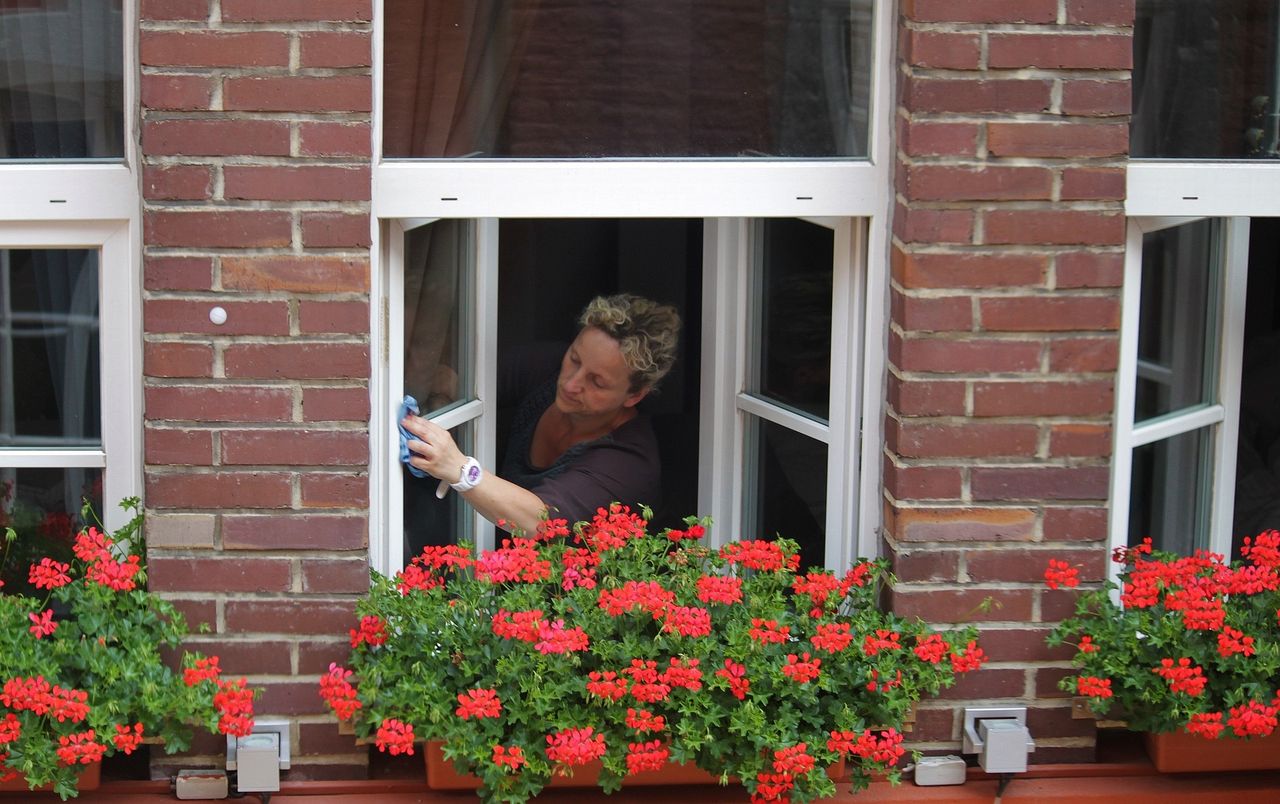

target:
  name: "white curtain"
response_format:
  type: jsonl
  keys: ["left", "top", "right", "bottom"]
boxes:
{"left": 0, "top": 0, "right": 123, "bottom": 158}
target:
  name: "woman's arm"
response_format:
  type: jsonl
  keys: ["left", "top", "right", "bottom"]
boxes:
{"left": 400, "top": 414, "right": 548, "bottom": 534}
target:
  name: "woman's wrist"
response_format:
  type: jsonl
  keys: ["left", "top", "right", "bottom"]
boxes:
{"left": 450, "top": 456, "right": 483, "bottom": 492}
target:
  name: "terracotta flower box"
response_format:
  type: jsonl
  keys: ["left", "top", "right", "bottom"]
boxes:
{"left": 425, "top": 740, "right": 845, "bottom": 791}
{"left": 1144, "top": 731, "right": 1280, "bottom": 773}
{"left": 0, "top": 760, "right": 101, "bottom": 795}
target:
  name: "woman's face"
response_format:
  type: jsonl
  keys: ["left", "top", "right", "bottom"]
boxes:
{"left": 555, "top": 327, "right": 648, "bottom": 418}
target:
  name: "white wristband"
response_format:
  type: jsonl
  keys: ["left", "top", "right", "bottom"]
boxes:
{"left": 450, "top": 457, "right": 483, "bottom": 493}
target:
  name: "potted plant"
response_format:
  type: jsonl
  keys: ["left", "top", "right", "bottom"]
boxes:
{"left": 321, "top": 505, "right": 986, "bottom": 803}
{"left": 0, "top": 499, "right": 258, "bottom": 799}
{"left": 1045, "top": 532, "right": 1280, "bottom": 771}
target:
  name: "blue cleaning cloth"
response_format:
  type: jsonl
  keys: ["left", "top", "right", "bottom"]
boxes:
{"left": 398, "top": 395, "right": 429, "bottom": 478}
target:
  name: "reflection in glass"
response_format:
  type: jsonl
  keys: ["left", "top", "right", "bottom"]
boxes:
{"left": 1128, "top": 427, "right": 1211, "bottom": 555}
{"left": 747, "top": 417, "right": 826, "bottom": 572}
{"left": 404, "top": 220, "right": 472, "bottom": 416}
{"left": 404, "top": 424, "right": 473, "bottom": 564}
{"left": 0, "top": 249, "right": 100, "bottom": 447}
{"left": 1133, "top": 0, "right": 1280, "bottom": 159}
{"left": 383, "top": 0, "right": 873, "bottom": 158}
{"left": 752, "top": 218, "right": 833, "bottom": 421}
{"left": 0, "top": 466, "right": 102, "bottom": 596}
{"left": 0, "top": 1, "right": 125, "bottom": 159}
{"left": 1135, "top": 221, "right": 1218, "bottom": 423}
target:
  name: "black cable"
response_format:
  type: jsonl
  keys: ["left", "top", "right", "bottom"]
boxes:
{"left": 996, "top": 772, "right": 1014, "bottom": 797}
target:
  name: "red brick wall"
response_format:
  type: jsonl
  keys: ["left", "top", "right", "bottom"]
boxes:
{"left": 140, "top": 0, "right": 373, "bottom": 778}
{"left": 888, "top": 0, "right": 1133, "bottom": 761}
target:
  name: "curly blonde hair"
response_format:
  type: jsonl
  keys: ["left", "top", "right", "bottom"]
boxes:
{"left": 579, "top": 294, "right": 681, "bottom": 392}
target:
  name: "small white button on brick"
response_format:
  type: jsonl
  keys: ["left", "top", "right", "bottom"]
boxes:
{"left": 209, "top": 306, "right": 228, "bottom": 325}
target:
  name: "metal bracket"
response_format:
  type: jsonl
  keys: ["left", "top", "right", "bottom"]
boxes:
{"left": 226, "top": 718, "right": 291, "bottom": 770}
{"left": 962, "top": 706, "right": 1027, "bottom": 754}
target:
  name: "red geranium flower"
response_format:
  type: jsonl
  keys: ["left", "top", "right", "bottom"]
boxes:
{"left": 585, "top": 670, "right": 629, "bottom": 701}
{"left": 716, "top": 659, "right": 750, "bottom": 700}
{"left": 749, "top": 618, "right": 790, "bottom": 644}
{"left": 376, "top": 718, "right": 415, "bottom": 756}
{"left": 912, "top": 633, "right": 949, "bottom": 664}
{"left": 696, "top": 574, "right": 743, "bottom": 605}
{"left": 492, "top": 744, "right": 526, "bottom": 770}
{"left": 772, "top": 743, "right": 814, "bottom": 775}
{"left": 626, "top": 739, "right": 669, "bottom": 774}
{"left": 625, "top": 708, "right": 666, "bottom": 733}
{"left": 1153, "top": 658, "right": 1207, "bottom": 696}
{"left": 781, "top": 653, "right": 821, "bottom": 683}
{"left": 185, "top": 656, "right": 222, "bottom": 687}
{"left": 1043, "top": 559, "right": 1080, "bottom": 590}
{"left": 456, "top": 688, "right": 502, "bottom": 720}
{"left": 29, "top": 558, "right": 71, "bottom": 590}
{"left": 1076, "top": 675, "right": 1113, "bottom": 699}
{"left": 1185, "top": 712, "right": 1224, "bottom": 740}
{"left": 349, "top": 615, "right": 389, "bottom": 648}
{"left": 545, "top": 726, "right": 606, "bottom": 766}
{"left": 28, "top": 609, "right": 57, "bottom": 639}
{"left": 319, "top": 663, "right": 362, "bottom": 721}
{"left": 113, "top": 723, "right": 144, "bottom": 755}
{"left": 55, "top": 730, "right": 104, "bottom": 766}
{"left": 812, "top": 622, "right": 854, "bottom": 654}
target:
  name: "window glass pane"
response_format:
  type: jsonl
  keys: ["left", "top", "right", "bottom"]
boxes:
{"left": 747, "top": 416, "right": 826, "bottom": 571}
{"left": 1133, "top": 0, "right": 1280, "bottom": 159}
{"left": 0, "top": 466, "right": 102, "bottom": 596}
{"left": 1128, "top": 427, "right": 1212, "bottom": 554}
{"left": 0, "top": 249, "right": 100, "bottom": 447}
{"left": 751, "top": 218, "right": 833, "bottom": 421}
{"left": 1135, "top": 220, "right": 1218, "bottom": 423}
{"left": 404, "top": 220, "right": 473, "bottom": 417}
{"left": 383, "top": 0, "right": 874, "bottom": 158}
{"left": 0, "top": 1, "right": 125, "bottom": 159}
{"left": 404, "top": 424, "right": 473, "bottom": 564}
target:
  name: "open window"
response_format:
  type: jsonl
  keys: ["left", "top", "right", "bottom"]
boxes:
{"left": 0, "top": 2, "right": 138, "bottom": 587}
{"left": 380, "top": 217, "right": 866, "bottom": 572}
{"left": 371, "top": 0, "right": 894, "bottom": 574}
{"left": 1115, "top": 216, "right": 1280, "bottom": 559}
{"left": 0, "top": 223, "right": 139, "bottom": 591}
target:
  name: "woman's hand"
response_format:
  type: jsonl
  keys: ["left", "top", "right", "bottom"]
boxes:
{"left": 401, "top": 413, "right": 551, "bottom": 534}
{"left": 400, "top": 414, "right": 467, "bottom": 484}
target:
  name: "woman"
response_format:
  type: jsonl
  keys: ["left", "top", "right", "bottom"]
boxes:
{"left": 401, "top": 294, "right": 680, "bottom": 533}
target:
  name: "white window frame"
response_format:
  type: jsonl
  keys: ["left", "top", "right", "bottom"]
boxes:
{"left": 369, "top": 0, "right": 894, "bottom": 574}
{"left": 0, "top": 3, "right": 140, "bottom": 534}
{"left": 1111, "top": 214, "right": 1249, "bottom": 564}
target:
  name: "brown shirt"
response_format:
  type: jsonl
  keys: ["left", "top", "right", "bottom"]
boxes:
{"left": 501, "top": 380, "right": 662, "bottom": 524}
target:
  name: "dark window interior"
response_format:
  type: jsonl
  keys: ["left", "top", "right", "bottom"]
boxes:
{"left": 1234, "top": 217, "right": 1280, "bottom": 553}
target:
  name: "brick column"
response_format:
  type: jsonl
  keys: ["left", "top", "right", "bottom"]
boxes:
{"left": 140, "top": 0, "right": 372, "bottom": 778}
{"left": 887, "top": 0, "right": 1133, "bottom": 760}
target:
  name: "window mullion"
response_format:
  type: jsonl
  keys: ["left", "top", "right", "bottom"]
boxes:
{"left": 1109, "top": 222, "right": 1146, "bottom": 580}
{"left": 1130, "top": 405, "right": 1226, "bottom": 448}
{"left": 697, "top": 219, "right": 746, "bottom": 549}
{"left": 735, "top": 394, "right": 829, "bottom": 444}
{"left": 473, "top": 218, "right": 499, "bottom": 553}
{"left": 1209, "top": 217, "right": 1252, "bottom": 556}
{"left": 825, "top": 219, "right": 860, "bottom": 570}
